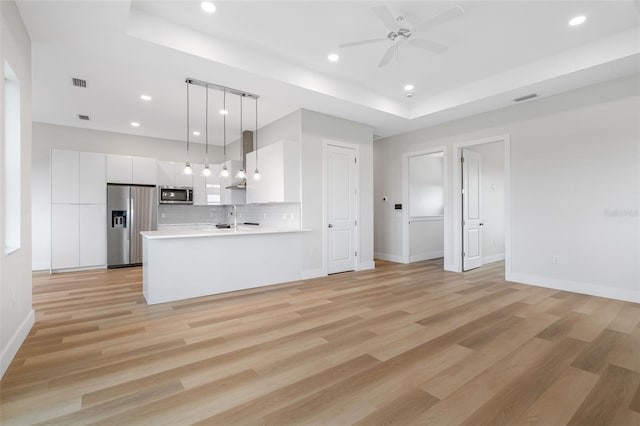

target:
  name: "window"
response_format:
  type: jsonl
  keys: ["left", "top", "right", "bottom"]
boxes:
{"left": 4, "top": 61, "right": 21, "bottom": 254}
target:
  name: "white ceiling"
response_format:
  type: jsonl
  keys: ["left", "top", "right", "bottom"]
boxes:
{"left": 16, "top": 1, "right": 640, "bottom": 144}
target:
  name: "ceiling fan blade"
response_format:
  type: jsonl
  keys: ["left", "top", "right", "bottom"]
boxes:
{"left": 372, "top": 5, "right": 398, "bottom": 31}
{"left": 413, "top": 5, "right": 464, "bottom": 32}
{"left": 409, "top": 38, "right": 448, "bottom": 54}
{"left": 378, "top": 45, "right": 396, "bottom": 67}
{"left": 339, "top": 38, "right": 387, "bottom": 48}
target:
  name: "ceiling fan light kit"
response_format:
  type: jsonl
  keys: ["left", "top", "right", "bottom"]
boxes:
{"left": 337, "top": 4, "right": 464, "bottom": 68}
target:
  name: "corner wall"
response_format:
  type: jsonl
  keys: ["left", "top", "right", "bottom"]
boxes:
{"left": 300, "top": 109, "right": 374, "bottom": 277}
{"left": 1, "top": 0, "right": 34, "bottom": 379}
{"left": 374, "top": 74, "right": 640, "bottom": 302}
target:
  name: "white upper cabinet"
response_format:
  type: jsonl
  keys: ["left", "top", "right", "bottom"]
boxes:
{"left": 156, "top": 161, "right": 193, "bottom": 187}
{"left": 246, "top": 140, "right": 300, "bottom": 204}
{"left": 174, "top": 162, "right": 193, "bottom": 187}
{"left": 205, "top": 164, "right": 222, "bottom": 205}
{"left": 79, "top": 152, "right": 106, "bottom": 204}
{"left": 157, "top": 161, "right": 174, "bottom": 186}
{"left": 51, "top": 149, "right": 80, "bottom": 204}
{"left": 132, "top": 156, "right": 158, "bottom": 185}
{"left": 192, "top": 163, "right": 207, "bottom": 206}
{"left": 106, "top": 154, "right": 133, "bottom": 184}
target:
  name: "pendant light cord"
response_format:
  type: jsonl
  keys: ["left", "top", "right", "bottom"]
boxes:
{"left": 240, "top": 95, "right": 243, "bottom": 167}
{"left": 223, "top": 89, "right": 226, "bottom": 159}
{"left": 186, "top": 81, "right": 190, "bottom": 161}
{"left": 205, "top": 85, "right": 208, "bottom": 164}
{"left": 255, "top": 97, "right": 258, "bottom": 168}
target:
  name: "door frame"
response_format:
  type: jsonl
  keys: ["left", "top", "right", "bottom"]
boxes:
{"left": 322, "top": 139, "right": 360, "bottom": 275}
{"left": 401, "top": 146, "right": 448, "bottom": 264}
{"left": 451, "top": 135, "right": 511, "bottom": 275}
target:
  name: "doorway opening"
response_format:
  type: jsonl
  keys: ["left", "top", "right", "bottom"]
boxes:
{"left": 402, "top": 147, "right": 447, "bottom": 265}
{"left": 454, "top": 136, "right": 510, "bottom": 274}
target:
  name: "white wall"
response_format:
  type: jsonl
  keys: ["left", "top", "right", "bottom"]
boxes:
{"left": 467, "top": 141, "right": 505, "bottom": 262}
{"left": 1, "top": 0, "right": 34, "bottom": 379}
{"left": 374, "top": 74, "right": 640, "bottom": 302}
{"left": 300, "top": 109, "right": 374, "bottom": 276}
{"left": 31, "top": 122, "right": 225, "bottom": 270}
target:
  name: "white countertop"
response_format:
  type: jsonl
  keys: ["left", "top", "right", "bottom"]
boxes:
{"left": 141, "top": 226, "right": 308, "bottom": 240}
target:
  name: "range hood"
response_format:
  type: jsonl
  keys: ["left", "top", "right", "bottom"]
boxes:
{"left": 225, "top": 130, "right": 253, "bottom": 190}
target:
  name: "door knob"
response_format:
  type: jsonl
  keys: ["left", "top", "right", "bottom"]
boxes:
{"left": 328, "top": 224, "right": 334, "bottom": 228}
{"left": 479, "top": 223, "right": 484, "bottom": 226}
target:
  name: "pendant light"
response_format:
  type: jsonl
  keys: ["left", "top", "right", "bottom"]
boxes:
{"left": 253, "top": 97, "right": 261, "bottom": 180}
{"left": 236, "top": 94, "right": 247, "bottom": 179}
{"left": 202, "top": 85, "right": 211, "bottom": 176}
{"left": 183, "top": 81, "right": 193, "bottom": 175}
{"left": 220, "top": 89, "right": 229, "bottom": 177}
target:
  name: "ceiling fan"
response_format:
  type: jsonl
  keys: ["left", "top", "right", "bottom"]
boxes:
{"left": 339, "top": 5, "right": 464, "bottom": 67}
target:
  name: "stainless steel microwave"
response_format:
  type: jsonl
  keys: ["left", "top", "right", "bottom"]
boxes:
{"left": 158, "top": 186, "right": 194, "bottom": 204}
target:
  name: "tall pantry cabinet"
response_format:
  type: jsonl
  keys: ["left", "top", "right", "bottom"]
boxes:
{"left": 51, "top": 149, "right": 106, "bottom": 270}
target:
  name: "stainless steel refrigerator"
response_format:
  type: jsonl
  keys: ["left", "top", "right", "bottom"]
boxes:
{"left": 107, "top": 184, "right": 157, "bottom": 268}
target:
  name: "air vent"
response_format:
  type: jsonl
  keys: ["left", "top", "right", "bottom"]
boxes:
{"left": 72, "top": 78, "right": 87, "bottom": 88}
{"left": 513, "top": 93, "right": 537, "bottom": 102}
{"left": 78, "top": 114, "right": 90, "bottom": 121}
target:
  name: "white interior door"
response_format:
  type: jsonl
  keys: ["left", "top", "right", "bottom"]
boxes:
{"left": 462, "top": 148, "right": 483, "bottom": 271}
{"left": 327, "top": 144, "right": 356, "bottom": 274}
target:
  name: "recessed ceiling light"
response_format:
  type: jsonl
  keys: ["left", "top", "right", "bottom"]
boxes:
{"left": 327, "top": 53, "right": 340, "bottom": 62}
{"left": 404, "top": 84, "right": 414, "bottom": 91}
{"left": 193, "top": 131, "right": 200, "bottom": 136}
{"left": 219, "top": 109, "right": 228, "bottom": 115}
{"left": 201, "top": 1, "right": 216, "bottom": 13}
{"left": 130, "top": 122, "right": 140, "bottom": 127}
{"left": 568, "top": 15, "right": 586, "bottom": 26}
{"left": 140, "top": 94, "right": 152, "bottom": 101}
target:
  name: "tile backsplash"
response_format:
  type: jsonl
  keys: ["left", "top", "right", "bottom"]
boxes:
{"left": 158, "top": 203, "right": 300, "bottom": 229}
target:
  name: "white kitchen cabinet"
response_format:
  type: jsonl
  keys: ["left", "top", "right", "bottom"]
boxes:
{"left": 79, "top": 204, "right": 106, "bottom": 267}
{"left": 192, "top": 163, "right": 206, "bottom": 205}
{"left": 106, "top": 154, "right": 133, "bottom": 184}
{"left": 156, "top": 160, "right": 193, "bottom": 187}
{"left": 157, "top": 161, "right": 174, "bottom": 186}
{"left": 174, "top": 162, "right": 193, "bottom": 187}
{"left": 79, "top": 152, "right": 106, "bottom": 204}
{"left": 246, "top": 140, "right": 300, "bottom": 204}
{"left": 51, "top": 204, "right": 80, "bottom": 269}
{"left": 51, "top": 149, "right": 79, "bottom": 204}
{"left": 205, "top": 164, "right": 222, "bottom": 205}
{"left": 132, "top": 156, "right": 157, "bottom": 185}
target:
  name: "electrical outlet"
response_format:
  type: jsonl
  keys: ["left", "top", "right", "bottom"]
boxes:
{"left": 492, "top": 239, "right": 496, "bottom": 246}
{"left": 160, "top": 213, "right": 166, "bottom": 218}
{"left": 552, "top": 256, "right": 560, "bottom": 264}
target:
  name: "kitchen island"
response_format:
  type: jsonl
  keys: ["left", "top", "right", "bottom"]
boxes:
{"left": 141, "top": 227, "right": 305, "bottom": 304}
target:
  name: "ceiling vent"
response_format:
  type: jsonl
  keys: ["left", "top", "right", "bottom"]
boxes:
{"left": 78, "top": 114, "right": 90, "bottom": 121}
{"left": 72, "top": 78, "right": 87, "bottom": 88}
{"left": 513, "top": 93, "right": 537, "bottom": 102}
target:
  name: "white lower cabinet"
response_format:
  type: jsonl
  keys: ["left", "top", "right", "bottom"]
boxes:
{"left": 51, "top": 204, "right": 80, "bottom": 269}
{"left": 51, "top": 203, "right": 106, "bottom": 270}
{"left": 79, "top": 204, "right": 106, "bottom": 267}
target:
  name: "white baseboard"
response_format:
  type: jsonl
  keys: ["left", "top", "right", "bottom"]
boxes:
{"left": 301, "top": 268, "right": 326, "bottom": 280}
{"left": 507, "top": 272, "right": 640, "bottom": 304}
{"left": 357, "top": 261, "right": 375, "bottom": 271}
{"left": 31, "top": 261, "right": 50, "bottom": 271}
{"left": 410, "top": 250, "right": 444, "bottom": 263}
{"left": 482, "top": 253, "right": 505, "bottom": 264}
{"left": 374, "top": 252, "right": 405, "bottom": 263}
{"left": 1, "top": 309, "right": 35, "bottom": 379}
{"left": 51, "top": 264, "right": 107, "bottom": 274}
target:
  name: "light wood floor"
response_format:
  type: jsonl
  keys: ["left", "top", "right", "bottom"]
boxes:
{"left": 1, "top": 260, "right": 639, "bottom": 425}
